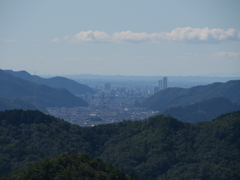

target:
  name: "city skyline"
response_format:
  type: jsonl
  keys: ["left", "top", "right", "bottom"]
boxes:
{"left": 1, "top": 0, "right": 240, "bottom": 77}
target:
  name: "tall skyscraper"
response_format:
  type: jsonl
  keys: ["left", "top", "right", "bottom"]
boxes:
{"left": 163, "top": 76, "right": 167, "bottom": 89}
{"left": 158, "top": 80, "right": 163, "bottom": 90}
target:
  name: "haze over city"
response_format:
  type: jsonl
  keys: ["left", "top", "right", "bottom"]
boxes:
{"left": 1, "top": 0, "right": 240, "bottom": 77}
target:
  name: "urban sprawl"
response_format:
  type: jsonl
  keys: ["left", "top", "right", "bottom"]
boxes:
{"left": 48, "top": 77, "right": 168, "bottom": 126}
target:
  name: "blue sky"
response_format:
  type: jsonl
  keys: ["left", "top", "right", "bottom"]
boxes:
{"left": 1, "top": 0, "right": 240, "bottom": 76}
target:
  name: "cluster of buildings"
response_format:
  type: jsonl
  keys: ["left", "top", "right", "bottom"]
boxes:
{"left": 104, "top": 76, "right": 168, "bottom": 96}
{"left": 48, "top": 94, "right": 158, "bottom": 127}
{"left": 48, "top": 77, "right": 168, "bottom": 126}
{"left": 105, "top": 83, "right": 111, "bottom": 91}
{"left": 154, "top": 76, "right": 168, "bottom": 94}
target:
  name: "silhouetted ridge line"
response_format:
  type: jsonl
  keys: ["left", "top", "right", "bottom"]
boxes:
{"left": 4, "top": 69, "right": 95, "bottom": 95}
{"left": 0, "top": 70, "right": 88, "bottom": 108}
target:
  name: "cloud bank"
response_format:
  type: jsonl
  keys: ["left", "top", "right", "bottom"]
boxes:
{"left": 214, "top": 52, "right": 240, "bottom": 57}
{"left": 62, "top": 27, "right": 239, "bottom": 43}
{"left": 52, "top": 38, "right": 60, "bottom": 43}
{"left": 1, "top": 39, "right": 15, "bottom": 43}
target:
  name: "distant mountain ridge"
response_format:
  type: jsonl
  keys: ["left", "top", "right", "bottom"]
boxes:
{"left": 160, "top": 97, "right": 240, "bottom": 123}
{"left": 142, "top": 80, "right": 240, "bottom": 111}
{"left": 4, "top": 70, "right": 95, "bottom": 95}
{"left": 0, "top": 70, "right": 88, "bottom": 108}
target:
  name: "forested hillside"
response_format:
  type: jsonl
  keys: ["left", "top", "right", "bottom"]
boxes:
{"left": 3, "top": 153, "right": 135, "bottom": 180}
{"left": 142, "top": 80, "right": 240, "bottom": 111}
{"left": 0, "top": 97, "right": 47, "bottom": 112}
{"left": 0, "top": 70, "right": 88, "bottom": 108}
{"left": 0, "top": 109, "right": 239, "bottom": 179}
{"left": 160, "top": 97, "right": 240, "bottom": 123}
{"left": 4, "top": 69, "right": 95, "bottom": 95}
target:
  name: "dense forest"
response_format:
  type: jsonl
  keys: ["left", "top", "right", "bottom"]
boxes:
{"left": 142, "top": 80, "right": 240, "bottom": 111}
{"left": 0, "top": 109, "right": 239, "bottom": 179}
{"left": 160, "top": 97, "right": 240, "bottom": 123}
{"left": 4, "top": 69, "right": 95, "bottom": 95}
{"left": 3, "top": 153, "right": 136, "bottom": 180}
{"left": 0, "top": 70, "right": 88, "bottom": 108}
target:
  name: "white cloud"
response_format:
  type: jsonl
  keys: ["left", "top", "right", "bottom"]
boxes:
{"left": 214, "top": 52, "right": 240, "bottom": 57}
{"left": 66, "top": 31, "right": 110, "bottom": 43}
{"left": 64, "top": 27, "right": 239, "bottom": 43}
{"left": 6, "top": 39, "right": 15, "bottom": 42}
{"left": 228, "top": 52, "right": 240, "bottom": 57}
{"left": 164, "top": 27, "right": 236, "bottom": 41}
{"left": 1, "top": 39, "right": 15, "bottom": 42}
{"left": 52, "top": 38, "right": 60, "bottom": 43}
{"left": 112, "top": 31, "right": 152, "bottom": 43}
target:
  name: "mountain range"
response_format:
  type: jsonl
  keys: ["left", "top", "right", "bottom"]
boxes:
{"left": 160, "top": 97, "right": 240, "bottom": 123}
{"left": 0, "top": 70, "right": 88, "bottom": 108}
{"left": 4, "top": 70, "right": 95, "bottom": 95}
{"left": 142, "top": 80, "right": 240, "bottom": 111}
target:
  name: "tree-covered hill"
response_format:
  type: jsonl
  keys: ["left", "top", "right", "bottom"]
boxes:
{"left": 0, "top": 97, "right": 47, "bottom": 113}
{"left": 0, "top": 109, "right": 115, "bottom": 177}
{"left": 0, "top": 70, "right": 88, "bottom": 108}
{"left": 142, "top": 80, "right": 240, "bottom": 111}
{"left": 4, "top": 69, "right": 95, "bottom": 95}
{"left": 0, "top": 109, "right": 239, "bottom": 179}
{"left": 160, "top": 97, "right": 240, "bottom": 123}
{"left": 2, "top": 153, "right": 136, "bottom": 180}
{"left": 100, "top": 112, "right": 240, "bottom": 180}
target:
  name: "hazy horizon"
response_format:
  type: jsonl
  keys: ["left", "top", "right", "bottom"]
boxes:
{"left": 1, "top": 0, "right": 240, "bottom": 77}
{"left": 3, "top": 68, "right": 240, "bottom": 79}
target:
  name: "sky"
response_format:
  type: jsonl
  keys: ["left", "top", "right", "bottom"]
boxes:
{"left": 1, "top": 0, "right": 240, "bottom": 77}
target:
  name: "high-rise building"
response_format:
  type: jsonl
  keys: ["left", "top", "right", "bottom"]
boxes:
{"left": 104, "top": 83, "right": 111, "bottom": 91}
{"left": 163, "top": 76, "right": 167, "bottom": 89}
{"left": 158, "top": 80, "right": 163, "bottom": 90}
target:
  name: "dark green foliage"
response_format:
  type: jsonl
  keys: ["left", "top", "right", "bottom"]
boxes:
{"left": 0, "top": 110, "right": 240, "bottom": 180}
{"left": 0, "top": 110, "right": 120, "bottom": 177}
{"left": 2, "top": 153, "right": 135, "bottom": 180}
{"left": 4, "top": 69, "right": 95, "bottom": 95}
{"left": 142, "top": 80, "right": 240, "bottom": 111}
{"left": 0, "top": 70, "right": 88, "bottom": 108}
{"left": 160, "top": 97, "right": 240, "bottom": 123}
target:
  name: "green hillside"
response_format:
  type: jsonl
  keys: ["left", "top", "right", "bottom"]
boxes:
{"left": 1, "top": 109, "right": 239, "bottom": 179}
{"left": 3, "top": 153, "right": 135, "bottom": 180}
{"left": 160, "top": 97, "right": 240, "bottom": 123}
{"left": 0, "top": 97, "right": 47, "bottom": 112}
{"left": 142, "top": 80, "right": 240, "bottom": 111}
{"left": 4, "top": 70, "right": 95, "bottom": 95}
{"left": 0, "top": 70, "right": 88, "bottom": 108}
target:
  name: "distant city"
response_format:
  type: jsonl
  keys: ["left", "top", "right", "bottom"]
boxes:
{"left": 45, "top": 75, "right": 240, "bottom": 127}
{"left": 48, "top": 77, "right": 170, "bottom": 126}
{"left": 48, "top": 78, "right": 162, "bottom": 126}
